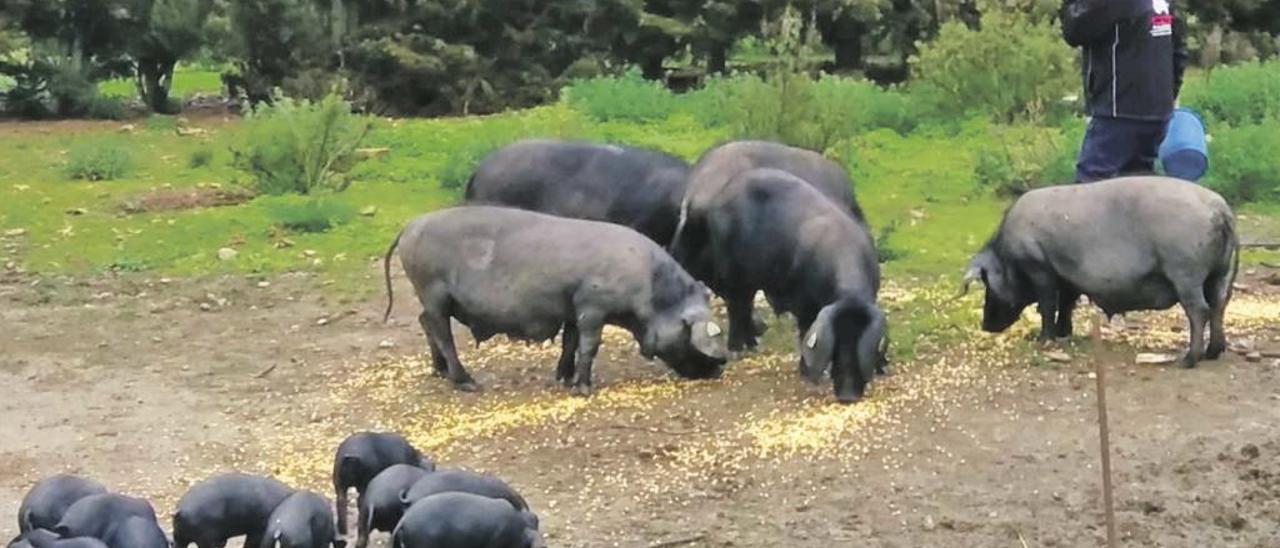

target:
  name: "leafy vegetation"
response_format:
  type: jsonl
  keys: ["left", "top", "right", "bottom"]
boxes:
{"left": 230, "top": 94, "right": 373, "bottom": 195}
{"left": 262, "top": 196, "right": 356, "bottom": 233}
{"left": 1180, "top": 59, "right": 1280, "bottom": 127}
{"left": 1205, "top": 121, "right": 1280, "bottom": 203}
{"left": 64, "top": 139, "right": 135, "bottom": 181}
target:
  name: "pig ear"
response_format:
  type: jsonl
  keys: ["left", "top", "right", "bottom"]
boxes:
{"left": 800, "top": 304, "right": 840, "bottom": 383}
{"left": 688, "top": 319, "right": 727, "bottom": 359}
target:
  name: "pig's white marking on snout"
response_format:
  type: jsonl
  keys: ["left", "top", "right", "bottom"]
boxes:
{"left": 604, "top": 144, "right": 624, "bottom": 154}
{"left": 706, "top": 322, "right": 722, "bottom": 337}
{"left": 806, "top": 331, "right": 818, "bottom": 349}
{"left": 463, "top": 238, "right": 495, "bottom": 270}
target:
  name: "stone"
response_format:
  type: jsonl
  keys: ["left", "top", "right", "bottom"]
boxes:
{"left": 1245, "top": 352, "right": 1263, "bottom": 363}
{"left": 217, "top": 247, "right": 238, "bottom": 261}
{"left": 3, "top": 228, "right": 26, "bottom": 237}
{"left": 1135, "top": 353, "right": 1177, "bottom": 365}
{"left": 359, "top": 206, "right": 378, "bottom": 217}
{"left": 378, "top": 339, "right": 396, "bottom": 349}
{"left": 1045, "top": 351, "right": 1072, "bottom": 363}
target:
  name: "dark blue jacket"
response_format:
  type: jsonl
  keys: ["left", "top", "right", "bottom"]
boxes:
{"left": 1062, "top": 0, "right": 1189, "bottom": 121}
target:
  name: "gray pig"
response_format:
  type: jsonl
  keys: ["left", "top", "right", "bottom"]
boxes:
{"left": 354, "top": 465, "right": 431, "bottom": 548}
{"left": 260, "top": 491, "right": 336, "bottom": 548}
{"left": 962, "top": 176, "right": 1238, "bottom": 367}
{"left": 392, "top": 493, "right": 543, "bottom": 548}
{"left": 173, "top": 473, "right": 295, "bottom": 548}
{"left": 16, "top": 475, "right": 108, "bottom": 535}
{"left": 382, "top": 206, "right": 728, "bottom": 395}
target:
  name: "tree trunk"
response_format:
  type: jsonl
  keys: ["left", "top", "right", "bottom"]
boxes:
{"left": 138, "top": 59, "right": 179, "bottom": 114}
{"left": 641, "top": 55, "right": 665, "bottom": 80}
{"left": 832, "top": 35, "right": 864, "bottom": 71}
{"left": 708, "top": 44, "right": 728, "bottom": 74}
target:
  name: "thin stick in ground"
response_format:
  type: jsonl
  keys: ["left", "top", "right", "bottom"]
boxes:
{"left": 1091, "top": 309, "right": 1118, "bottom": 548}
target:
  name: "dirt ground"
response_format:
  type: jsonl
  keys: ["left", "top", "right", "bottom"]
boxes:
{"left": 2, "top": 263, "right": 1279, "bottom": 547}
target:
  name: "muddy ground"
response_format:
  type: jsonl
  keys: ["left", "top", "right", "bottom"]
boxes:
{"left": 2, "top": 263, "right": 1279, "bottom": 547}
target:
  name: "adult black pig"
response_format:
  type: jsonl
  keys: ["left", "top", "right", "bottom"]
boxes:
{"left": 382, "top": 206, "right": 728, "bottom": 395}
{"left": 961, "top": 176, "right": 1238, "bottom": 367}
{"left": 53, "top": 494, "right": 168, "bottom": 548}
{"left": 260, "top": 491, "right": 336, "bottom": 548}
{"left": 671, "top": 140, "right": 865, "bottom": 280}
{"left": 701, "top": 168, "right": 886, "bottom": 403}
{"left": 16, "top": 475, "right": 108, "bottom": 534}
{"left": 354, "top": 465, "right": 431, "bottom": 548}
{"left": 392, "top": 493, "right": 543, "bottom": 548}
{"left": 465, "top": 140, "right": 690, "bottom": 245}
{"left": 332, "top": 432, "right": 434, "bottom": 545}
{"left": 173, "top": 473, "right": 295, "bottom": 548}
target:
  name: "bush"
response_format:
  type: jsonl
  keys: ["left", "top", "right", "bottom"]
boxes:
{"left": 973, "top": 123, "right": 1077, "bottom": 195}
{"left": 564, "top": 68, "right": 675, "bottom": 122}
{"left": 1206, "top": 122, "right": 1280, "bottom": 203}
{"left": 440, "top": 141, "right": 501, "bottom": 190}
{"left": 911, "top": 10, "right": 1076, "bottom": 123}
{"left": 188, "top": 147, "right": 214, "bottom": 169}
{"left": 262, "top": 196, "right": 356, "bottom": 233}
{"left": 65, "top": 140, "right": 135, "bottom": 181}
{"left": 231, "top": 94, "right": 373, "bottom": 195}
{"left": 1180, "top": 60, "right": 1280, "bottom": 127}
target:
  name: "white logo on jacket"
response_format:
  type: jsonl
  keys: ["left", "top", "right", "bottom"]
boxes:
{"left": 1151, "top": 0, "right": 1173, "bottom": 37}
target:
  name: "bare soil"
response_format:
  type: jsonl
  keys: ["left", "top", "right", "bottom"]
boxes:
{"left": 2, "top": 265, "right": 1278, "bottom": 547}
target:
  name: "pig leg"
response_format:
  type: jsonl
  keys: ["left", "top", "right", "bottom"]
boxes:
{"left": 571, "top": 311, "right": 604, "bottom": 397}
{"left": 794, "top": 314, "right": 818, "bottom": 381}
{"left": 1177, "top": 287, "right": 1210, "bottom": 368}
{"left": 335, "top": 485, "right": 349, "bottom": 540}
{"left": 725, "top": 290, "right": 758, "bottom": 352}
{"left": 419, "top": 295, "right": 477, "bottom": 391}
{"left": 1204, "top": 272, "right": 1231, "bottom": 360}
{"left": 1027, "top": 272, "right": 1059, "bottom": 343}
{"left": 355, "top": 495, "right": 371, "bottom": 548}
{"left": 1055, "top": 288, "right": 1080, "bottom": 339}
{"left": 419, "top": 313, "right": 448, "bottom": 378}
{"left": 557, "top": 323, "right": 578, "bottom": 386}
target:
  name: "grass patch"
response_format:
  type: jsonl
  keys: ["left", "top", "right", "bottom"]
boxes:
{"left": 99, "top": 68, "right": 225, "bottom": 100}
{"left": 65, "top": 139, "right": 134, "bottom": 181}
{"left": 263, "top": 196, "right": 357, "bottom": 233}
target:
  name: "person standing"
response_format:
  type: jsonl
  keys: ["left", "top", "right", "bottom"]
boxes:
{"left": 1062, "top": 0, "right": 1190, "bottom": 183}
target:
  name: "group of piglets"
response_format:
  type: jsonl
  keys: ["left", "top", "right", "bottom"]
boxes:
{"left": 8, "top": 431, "right": 543, "bottom": 548}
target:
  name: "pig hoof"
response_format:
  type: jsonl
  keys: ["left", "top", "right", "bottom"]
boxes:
{"left": 572, "top": 384, "right": 593, "bottom": 397}
{"left": 1178, "top": 355, "right": 1199, "bottom": 369}
{"left": 1205, "top": 342, "right": 1226, "bottom": 360}
{"left": 453, "top": 380, "right": 480, "bottom": 392}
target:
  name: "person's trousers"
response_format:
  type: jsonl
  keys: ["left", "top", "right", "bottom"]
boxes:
{"left": 1075, "top": 116, "right": 1169, "bottom": 183}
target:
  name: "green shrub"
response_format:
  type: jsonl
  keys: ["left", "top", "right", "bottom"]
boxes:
{"left": 440, "top": 141, "right": 501, "bottom": 190}
{"left": 65, "top": 140, "right": 135, "bottom": 181}
{"left": 911, "top": 10, "right": 1076, "bottom": 123}
{"left": 1206, "top": 122, "right": 1280, "bottom": 203}
{"left": 262, "top": 196, "right": 357, "bottom": 233}
{"left": 564, "top": 68, "right": 676, "bottom": 122}
{"left": 188, "top": 147, "right": 214, "bottom": 169}
{"left": 973, "top": 123, "right": 1076, "bottom": 195}
{"left": 1180, "top": 60, "right": 1280, "bottom": 127}
{"left": 145, "top": 115, "right": 180, "bottom": 133}
{"left": 231, "top": 94, "right": 373, "bottom": 195}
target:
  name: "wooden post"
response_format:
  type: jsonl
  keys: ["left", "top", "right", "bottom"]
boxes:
{"left": 1091, "top": 309, "right": 1117, "bottom": 547}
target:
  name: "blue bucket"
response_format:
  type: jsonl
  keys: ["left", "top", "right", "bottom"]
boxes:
{"left": 1158, "top": 107, "right": 1208, "bottom": 182}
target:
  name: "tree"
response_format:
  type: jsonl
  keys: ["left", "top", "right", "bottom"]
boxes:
{"left": 130, "top": 0, "right": 209, "bottom": 113}
{"left": 224, "top": 0, "right": 330, "bottom": 104}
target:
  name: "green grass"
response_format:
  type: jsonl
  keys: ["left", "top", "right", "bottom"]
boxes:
{"left": 0, "top": 97, "right": 1274, "bottom": 356}
{"left": 99, "top": 67, "right": 225, "bottom": 99}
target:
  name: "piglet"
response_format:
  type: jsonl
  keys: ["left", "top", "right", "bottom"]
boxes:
{"left": 332, "top": 432, "right": 434, "bottom": 543}
{"left": 54, "top": 494, "right": 168, "bottom": 548}
{"left": 261, "top": 491, "right": 337, "bottom": 548}
{"left": 393, "top": 493, "right": 543, "bottom": 548}
{"left": 355, "top": 465, "right": 431, "bottom": 548}
{"left": 173, "top": 473, "right": 294, "bottom": 548}
{"left": 16, "top": 475, "right": 108, "bottom": 534}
